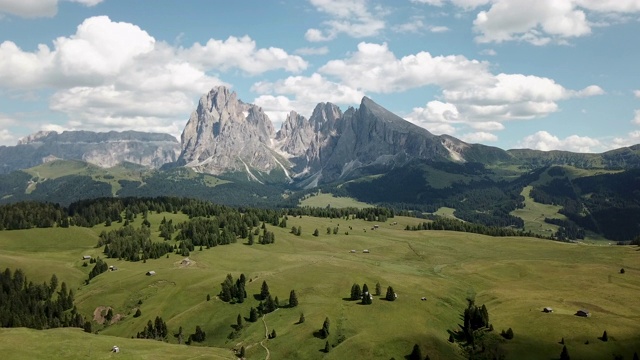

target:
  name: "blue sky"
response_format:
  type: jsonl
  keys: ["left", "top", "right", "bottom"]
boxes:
{"left": 1, "top": 0, "right": 639, "bottom": 152}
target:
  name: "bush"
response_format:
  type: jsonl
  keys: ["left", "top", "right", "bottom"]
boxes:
{"left": 501, "top": 327, "right": 514, "bottom": 340}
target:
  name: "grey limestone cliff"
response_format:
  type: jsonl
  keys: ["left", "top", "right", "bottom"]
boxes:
{"left": 0, "top": 130, "right": 180, "bottom": 174}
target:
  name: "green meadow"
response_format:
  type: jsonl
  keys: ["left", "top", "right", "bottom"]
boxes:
{"left": 298, "top": 192, "right": 373, "bottom": 209}
{"left": 0, "top": 213, "right": 638, "bottom": 359}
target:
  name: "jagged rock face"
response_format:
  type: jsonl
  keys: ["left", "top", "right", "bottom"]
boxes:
{"left": 299, "top": 97, "right": 450, "bottom": 183}
{"left": 178, "top": 86, "right": 280, "bottom": 177}
{"left": 177, "top": 86, "right": 511, "bottom": 186}
{"left": 0, "top": 130, "right": 180, "bottom": 174}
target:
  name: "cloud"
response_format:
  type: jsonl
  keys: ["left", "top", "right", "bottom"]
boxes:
{"left": 305, "top": 0, "right": 385, "bottom": 41}
{"left": 0, "top": 0, "right": 103, "bottom": 18}
{"left": 479, "top": 48, "right": 497, "bottom": 56}
{"left": 460, "top": 131, "right": 498, "bottom": 143}
{"left": 252, "top": 73, "right": 365, "bottom": 126}
{"left": 319, "top": 42, "right": 493, "bottom": 93}
{"left": 181, "top": 36, "right": 308, "bottom": 75}
{"left": 517, "top": 130, "right": 602, "bottom": 152}
{"left": 392, "top": 18, "right": 425, "bottom": 33}
{"left": 0, "top": 16, "right": 306, "bottom": 140}
{"left": 295, "top": 46, "right": 330, "bottom": 55}
{"left": 634, "top": 89, "right": 640, "bottom": 98}
{"left": 429, "top": 25, "right": 451, "bottom": 32}
{"left": 612, "top": 130, "right": 640, "bottom": 149}
{"left": 633, "top": 109, "right": 640, "bottom": 125}
{"left": 464, "top": 0, "right": 640, "bottom": 45}
{"left": 317, "top": 41, "right": 602, "bottom": 134}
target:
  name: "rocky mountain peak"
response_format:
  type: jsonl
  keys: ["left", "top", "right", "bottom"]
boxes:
{"left": 178, "top": 86, "right": 281, "bottom": 178}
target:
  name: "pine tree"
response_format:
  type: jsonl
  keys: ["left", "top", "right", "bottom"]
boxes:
{"left": 236, "top": 314, "right": 243, "bottom": 329}
{"left": 134, "top": 308, "right": 142, "bottom": 318}
{"left": 270, "top": 329, "right": 277, "bottom": 338}
{"left": 83, "top": 321, "right": 92, "bottom": 333}
{"left": 560, "top": 345, "right": 570, "bottom": 360}
{"left": 239, "top": 346, "right": 245, "bottom": 358}
{"left": 375, "top": 282, "right": 382, "bottom": 296}
{"left": 320, "top": 317, "right": 330, "bottom": 339}
{"left": 409, "top": 344, "right": 423, "bottom": 360}
{"left": 298, "top": 312, "right": 305, "bottom": 324}
{"left": 633, "top": 352, "right": 638, "bottom": 360}
{"left": 601, "top": 330, "right": 608, "bottom": 342}
{"left": 260, "top": 280, "right": 270, "bottom": 300}
{"left": 313, "top": 229, "right": 319, "bottom": 236}
{"left": 324, "top": 340, "right": 331, "bottom": 353}
{"left": 386, "top": 286, "right": 396, "bottom": 301}
{"left": 249, "top": 307, "right": 258, "bottom": 322}
{"left": 289, "top": 289, "right": 298, "bottom": 307}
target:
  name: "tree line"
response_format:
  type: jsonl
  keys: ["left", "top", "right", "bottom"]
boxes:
{"left": 0, "top": 267, "right": 86, "bottom": 330}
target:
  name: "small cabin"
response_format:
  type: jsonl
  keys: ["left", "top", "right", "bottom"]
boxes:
{"left": 111, "top": 346, "right": 119, "bottom": 353}
{"left": 543, "top": 307, "right": 553, "bottom": 313}
{"left": 82, "top": 255, "right": 91, "bottom": 260}
{"left": 363, "top": 249, "right": 370, "bottom": 253}
{"left": 146, "top": 271, "right": 156, "bottom": 276}
{"left": 373, "top": 225, "right": 379, "bottom": 229}
{"left": 421, "top": 297, "right": 427, "bottom": 301}
{"left": 350, "top": 250, "right": 356, "bottom": 253}
{"left": 576, "top": 309, "right": 590, "bottom": 317}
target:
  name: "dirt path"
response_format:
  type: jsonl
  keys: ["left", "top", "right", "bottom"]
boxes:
{"left": 260, "top": 314, "right": 271, "bottom": 360}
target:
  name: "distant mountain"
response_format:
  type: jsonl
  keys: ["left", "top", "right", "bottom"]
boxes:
{"left": 179, "top": 87, "right": 512, "bottom": 186}
{"left": 0, "top": 130, "right": 180, "bottom": 174}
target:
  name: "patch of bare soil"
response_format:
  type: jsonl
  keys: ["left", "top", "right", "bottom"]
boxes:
{"left": 93, "top": 306, "right": 124, "bottom": 325}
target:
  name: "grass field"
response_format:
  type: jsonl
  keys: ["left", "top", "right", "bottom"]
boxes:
{"left": 0, "top": 213, "right": 639, "bottom": 359}
{"left": 299, "top": 192, "right": 372, "bottom": 209}
{"left": 510, "top": 186, "right": 566, "bottom": 238}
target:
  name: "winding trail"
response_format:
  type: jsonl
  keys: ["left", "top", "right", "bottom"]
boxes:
{"left": 259, "top": 312, "right": 274, "bottom": 360}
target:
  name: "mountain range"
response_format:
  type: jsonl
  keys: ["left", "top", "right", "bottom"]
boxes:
{"left": 5, "top": 86, "right": 640, "bottom": 182}
{"left": 1, "top": 86, "right": 640, "bottom": 241}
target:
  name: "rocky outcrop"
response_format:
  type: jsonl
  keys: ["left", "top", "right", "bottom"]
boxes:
{"left": 178, "top": 86, "right": 285, "bottom": 180}
{"left": 0, "top": 130, "right": 180, "bottom": 174}
{"left": 178, "top": 86, "right": 503, "bottom": 185}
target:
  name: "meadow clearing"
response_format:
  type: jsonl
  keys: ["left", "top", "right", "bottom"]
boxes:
{"left": 0, "top": 212, "right": 638, "bottom": 359}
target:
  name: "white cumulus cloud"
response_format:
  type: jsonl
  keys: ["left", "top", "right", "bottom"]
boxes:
{"left": 252, "top": 73, "right": 365, "bottom": 126}
{"left": 0, "top": 16, "right": 306, "bottom": 140}
{"left": 0, "top": 0, "right": 103, "bottom": 18}
{"left": 305, "top": 0, "right": 385, "bottom": 41}
{"left": 517, "top": 130, "right": 602, "bottom": 152}
{"left": 461, "top": 131, "right": 498, "bottom": 143}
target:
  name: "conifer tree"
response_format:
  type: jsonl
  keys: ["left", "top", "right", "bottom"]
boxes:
{"left": 324, "top": 340, "right": 331, "bottom": 353}
{"left": 560, "top": 345, "right": 570, "bottom": 360}
{"left": 409, "top": 344, "right": 423, "bottom": 360}
{"left": 298, "top": 312, "right": 305, "bottom": 324}
{"left": 260, "top": 280, "right": 270, "bottom": 300}
{"left": 386, "top": 286, "right": 396, "bottom": 301}
{"left": 236, "top": 314, "right": 243, "bottom": 329}
{"left": 289, "top": 289, "right": 298, "bottom": 307}
{"left": 375, "top": 282, "right": 382, "bottom": 296}
{"left": 249, "top": 307, "right": 258, "bottom": 322}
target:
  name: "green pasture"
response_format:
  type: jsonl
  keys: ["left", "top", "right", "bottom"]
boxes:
{"left": 299, "top": 192, "right": 372, "bottom": 209}
{"left": 0, "top": 213, "right": 638, "bottom": 359}
{"left": 0, "top": 327, "right": 233, "bottom": 359}
{"left": 510, "top": 186, "right": 566, "bottom": 237}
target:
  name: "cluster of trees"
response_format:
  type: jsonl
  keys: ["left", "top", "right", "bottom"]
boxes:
{"left": 448, "top": 298, "right": 506, "bottom": 360}
{"left": 349, "top": 282, "right": 394, "bottom": 304}
{"left": 99, "top": 225, "right": 173, "bottom": 261}
{"left": 406, "top": 217, "right": 549, "bottom": 239}
{"left": 0, "top": 201, "right": 64, "bottom": 230}
{"left": 219, "top": 274, "right": 247, "bottom": 303}
{"left": 0, "top": 268, "right": 85, "bottom": 330}
{"left": 136, "top": 316, "right": 168, "bottom": 340}
{"left": 544, "top": 218, "right": 585, "bottom": 241}
{"left": 158, "top": 217, "right": 175, "bottom": 240}
{"left": 87, "top": 258, "right": 109, "bottom": 282}
{"left": 175, "top": 218, "right": 239, "bottom": 247}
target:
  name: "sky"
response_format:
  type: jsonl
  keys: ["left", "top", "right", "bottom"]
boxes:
{"left": 0, "top": 0, "right": 639, "bottom": 152}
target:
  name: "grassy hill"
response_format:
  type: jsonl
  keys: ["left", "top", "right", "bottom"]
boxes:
{"left": 1, "top": 212, "right": 639, "bottom": 359}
